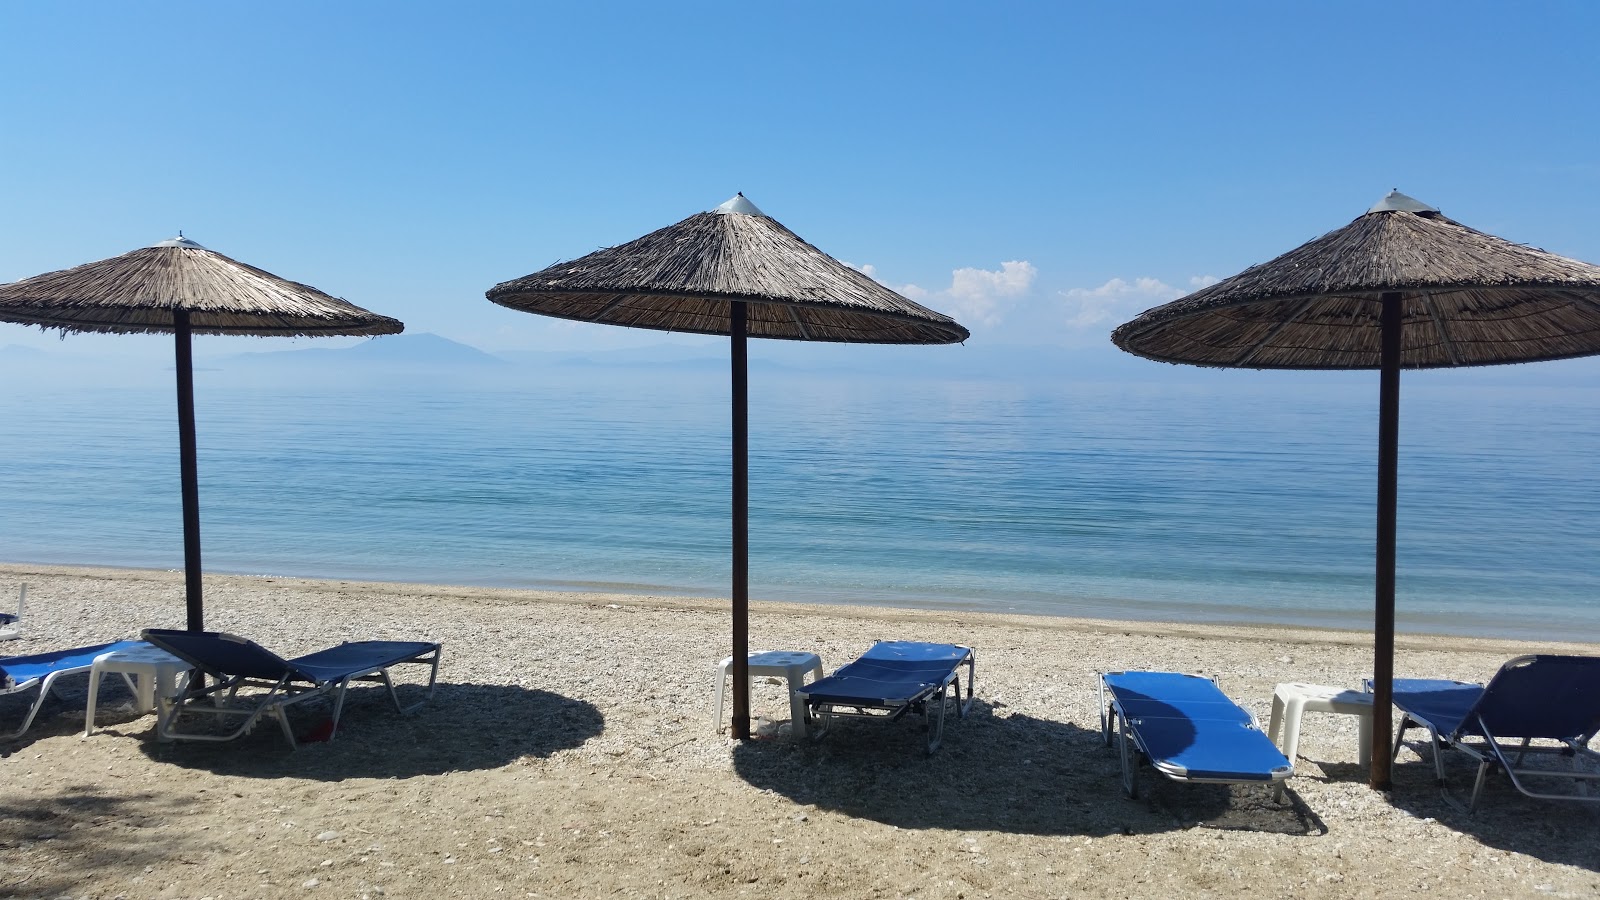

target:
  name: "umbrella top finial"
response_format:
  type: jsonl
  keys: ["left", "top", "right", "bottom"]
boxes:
{"left": 713, "top": 193, "right": 767, "bottom": 217}
{"left": 1368, "top": 189, "right": 1439, "bottom": 215}
{"left": 150, "top": 234, "right": 208, "bottom": 250}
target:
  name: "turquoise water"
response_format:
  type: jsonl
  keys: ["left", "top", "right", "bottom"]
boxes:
{"left": 3, "top": 359, "right": 1598, "bottom": 641}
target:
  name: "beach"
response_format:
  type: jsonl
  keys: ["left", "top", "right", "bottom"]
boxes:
{"left": 3, "top": 562, "right": 1598, "bottom": 899}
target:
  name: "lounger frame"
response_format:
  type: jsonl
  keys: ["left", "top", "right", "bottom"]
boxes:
{"left": 1389, "top": 655, "right": 1600, "bottom": 813}
{"left": 1099, "top": 671, "right": 1292, "bottom": 800}
{"left": 2, "top": 640, "right": 145, "bottom": 740}
{"left": 142, "top": 630, "right": 442, "bottom": 749}
{"left": 798, "top": 642, "right": 975, "bottom": 754}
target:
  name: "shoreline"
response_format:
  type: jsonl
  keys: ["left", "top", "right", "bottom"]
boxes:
{"left": 3, "top": 559, "right": 1589, "bottom": 647}
{"left": 4, "top": 561, "right": 1600, "bottom": 897}
{"left": 4, "top": 560, "right": 1592, "bottom": 655}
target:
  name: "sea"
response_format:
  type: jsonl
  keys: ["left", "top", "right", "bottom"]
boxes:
{"left": 3, "top": 346, "right": 1599, "bottom": 643}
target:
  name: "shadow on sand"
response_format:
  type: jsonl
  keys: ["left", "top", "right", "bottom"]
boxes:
{"left": 0, "top": 784, "right": 200, "bottom": 899}
{"left": 732, "top": 701, "right": 1324, "bottom": 837}
{"left": 126, "top": 681, "right": 604, "bottom": 780}
{"left": 1378, "top": 742, "right": 1600, "bottom": 873}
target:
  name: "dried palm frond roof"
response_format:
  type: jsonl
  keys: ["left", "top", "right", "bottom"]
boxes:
{"left": 1112, "top": 191, "right": 1600, "bottom": 370}
{"left": 487, "top": 194, "right": 968, "bottom": 345}
{"left": 0, "top": 236, "right": 403, "bottom": 337}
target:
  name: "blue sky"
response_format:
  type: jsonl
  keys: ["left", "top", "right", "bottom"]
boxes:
{"left": 4, "top": 2, "right": 1599, "bottom": 363}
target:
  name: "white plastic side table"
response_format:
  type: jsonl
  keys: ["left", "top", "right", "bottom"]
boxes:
{"left": 711, "top": 651, "right": 825, "bottom": 738}
{"left": 1267, "top": 682, "right": 1374, "bottom": 768}
{"left": 84, "top": 643, "right": 192, "bottom": 739}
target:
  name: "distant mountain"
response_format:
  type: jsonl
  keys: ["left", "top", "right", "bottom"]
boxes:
{"left": 181, "top": 332, "right": 1600, "bottom": 387}
{"left": 218, "top": 332, "right": 508, "bottom": 367}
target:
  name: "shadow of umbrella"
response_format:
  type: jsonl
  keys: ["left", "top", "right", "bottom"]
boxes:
{"left": 1383, "top": 744, "right": 1600, "bottom": 873}
{"left": 1, "top": 785, "right": 201, "bottom": 898}
{"left": 486, "top": 195, "right": 967, "bottom": 740}
{"left": 0, "top": 236, "right": 403, "bottom": 631}
{"left": 1112, "top": 191, "right": 1600, "bottom": 790}
{"left": 732, "top": 702, "right": 1322, "bottom": 836}
{"left": 134, "top": 682, "right": 604, "bottom": 781}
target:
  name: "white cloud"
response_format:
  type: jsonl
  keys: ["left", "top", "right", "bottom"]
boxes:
{"left": 848, "top": 259, "right": 1216, "bottom": 341}
{"left": 854, "top": 259, "right": 1037, "bottom": 329}
{"left": 1059, "top": 276, "right": 1187, "bottom": 330}
{"left": 846, "top": 261, "right": 931, "bottom": 302}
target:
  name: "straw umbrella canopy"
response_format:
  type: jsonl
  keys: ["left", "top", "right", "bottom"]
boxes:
{"left": 487, "top": 194, "right": 968, "bottom": 739}
{"left": 0, "top": 236, "right": 403, "bottom": 631}
{"left": 1111, "top": 191, "right": 1600, "bottom": 790}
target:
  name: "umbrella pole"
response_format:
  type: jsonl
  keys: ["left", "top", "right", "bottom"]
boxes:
{"left": 731, "top": 301, "right": 751, "bottom": 740}
{"left": 174, "top": 310, "right": 205, "bottom": 633}
{"left": 1370, "top": 292, "right": 1402, "bottom": 791}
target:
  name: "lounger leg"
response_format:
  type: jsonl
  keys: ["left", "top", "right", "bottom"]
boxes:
{"left": 1467, "top": 759, "right": 1491, "bottom": 813}
{"left": 3, "top": 684, "right": 51, "bottom": 742}
{"left": 1391, "top": 713, "right": 1412, "bottom": 762}
{"left": 326, "top": 677, "right": 352, "bottom": 743}
{"left": 1267, "top": 692, "right": 1286, "bottom": 748}
{"left": 926, "top": 679, "right": 950, "bottom": 755}
{"left": 1116, "top": 711, "right": 1139, "bottom": 799}
{"left": 383, "top": 647, "right": 442, "bottom": 716}
{"left": 83, "top": 667, "right": 105, "bottom": 737}
{"left": 1098, "top": 678, "right": 1111, "bottom": 747}
{"left": 958, "top": 652, "right": 976, "bottom": 718}
{"left": 710, "top": 657, "right": 731, "bottom": 735}
{"left": 274, "top": 705, "right": 299, "bottom": 749}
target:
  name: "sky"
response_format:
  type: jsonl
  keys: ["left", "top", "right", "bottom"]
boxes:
{"left": 3, "top": 2, "right": 1600, "bottom": 366}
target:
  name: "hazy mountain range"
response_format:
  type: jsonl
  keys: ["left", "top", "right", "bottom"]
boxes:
{"left": 5, "top": 330, "right": 1600, "bottom": 388}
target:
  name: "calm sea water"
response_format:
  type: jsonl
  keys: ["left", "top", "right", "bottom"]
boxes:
{"left": 3, "top": 358, "right": 1598, "bottom": 642}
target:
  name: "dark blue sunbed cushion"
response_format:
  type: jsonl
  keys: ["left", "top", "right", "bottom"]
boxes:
{"left": 144, "top": 630, "right": 436, "bottom": 686}
{"left": 142, "top": 629, "right": 296, "bottom": 681}
{"left": 1, "top": 640, "right": 146, "bottom": 691}
{"left": 1395, "top": 655, "right": 1600, "bottom": 742}
{"left": 1390, "top": 677, "right": 1482, "bottom": 738}
{"left": 801, "top": 640, "right": 970, "bottom": 708}
{"left": 288, "top": 641, "right": 437, "bottom": 685}
{"left": 1103, "top": 671, "right": 1290, "bottom": 783}
{"left": 1477, "top": 655, "right": 1600, "bottom": 741}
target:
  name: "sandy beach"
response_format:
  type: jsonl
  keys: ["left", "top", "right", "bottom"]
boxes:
{"left": 2, "top": 562, "right": 1598, "bottom": 899}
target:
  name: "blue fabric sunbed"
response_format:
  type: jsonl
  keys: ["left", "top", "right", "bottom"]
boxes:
{"left": 141, "top": 629, "right": 442, "bottom": 748}
{"left": 2, "top": 640, "right": 145, "bottom": 740}
{"left": 795, "top": 640, "right": 975, "bottom": 754}
{"left": 1099, "top": 671, "right": 1292, "bottom": 799}
{"left": 1389, "top": 654, "right": 1600, "bottom": 812}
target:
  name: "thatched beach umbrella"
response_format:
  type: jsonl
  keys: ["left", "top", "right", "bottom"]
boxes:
{"left": 1111, "top": 191, "right": 1600, "bottom": 789}
{"left": 488, "top": 194, "right": 968, "bottom": 739}
{"left": 0, "top": 236, "right": 403, "bottom": 631}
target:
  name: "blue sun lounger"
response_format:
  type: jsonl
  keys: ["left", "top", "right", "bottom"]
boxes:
{"left": 1099, "top": 671, "right": 1292, "bottom": 799}
{"left": 795, "top": 640, "right": 975, "bottom": 754}
{"left": 141, "top": 629, "right": 442, "bottom": 749}
{"left": 1388, "top": 654, "right": 1600, "bottom": 813}
{"left": 2, "top": 639, "right": 145, "bottom": 740}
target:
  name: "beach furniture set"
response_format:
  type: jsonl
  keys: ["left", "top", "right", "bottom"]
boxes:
{"left": 711, "top": 643, "right": 1600, "bottom": 812}
{"left": 713, "top": 641, "right": 976, "bottom": 752}
{"left": 1386, "top": 654, "right": 1600, "bottom": 813}
{"left": 8, "top": 627, "right": 1600, "bottom": 813}
{"left": 1, "top": 630, "right": 440, "bottom": 748}
{"left": 1, "top": 639, "right": 145, "bottom": 741}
